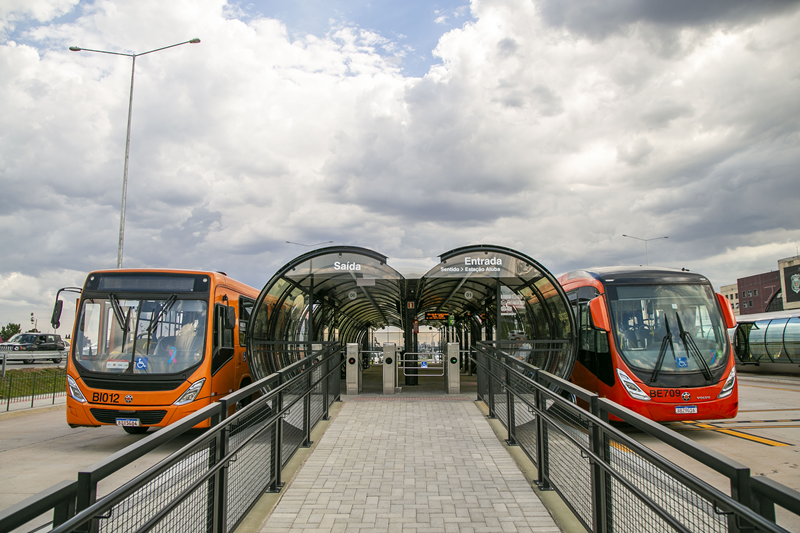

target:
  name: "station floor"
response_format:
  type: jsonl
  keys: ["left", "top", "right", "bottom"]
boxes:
{"left": 256, "top": 365, "right": 561, "bottom": 533}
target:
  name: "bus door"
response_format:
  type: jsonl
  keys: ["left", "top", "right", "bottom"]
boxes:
{"left": 570, "top": 287, "right": 614, "bottom": 392}
{"left": 210, "top": 290, "right": 237, "bottom": 399}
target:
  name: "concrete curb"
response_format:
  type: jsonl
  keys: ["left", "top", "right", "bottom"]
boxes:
{"left": 0, "top": 403, "right": 65, "bottom": 421}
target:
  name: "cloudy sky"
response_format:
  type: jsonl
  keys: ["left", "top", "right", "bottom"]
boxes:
{"left": 1, "top": 0, "right": 799, "bottom": 335}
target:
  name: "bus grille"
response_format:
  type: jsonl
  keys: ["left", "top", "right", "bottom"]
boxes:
{"left": 82, "top": 377, "right": 184, "bottom": 392}
{"left": 90, "top": 409, "right": 167, "bottom": 425}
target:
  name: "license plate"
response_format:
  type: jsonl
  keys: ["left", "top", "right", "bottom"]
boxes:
{"left": 115, "top": 418, "right": 141, "bottom": 427}
{"left": 675, "top": 405, "right": 698, "bottom": 415}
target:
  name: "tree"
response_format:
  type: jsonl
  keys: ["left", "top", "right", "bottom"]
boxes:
{"left": 1, "top": 323, "right": 21, "bottom": 341}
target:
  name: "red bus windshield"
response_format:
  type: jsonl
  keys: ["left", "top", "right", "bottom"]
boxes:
{"left": 607, "top": 284, "right": 729, "bottom": 374}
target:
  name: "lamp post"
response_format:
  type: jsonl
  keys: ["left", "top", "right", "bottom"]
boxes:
{"left": 70, "top": 39, "right": 201, "bottom": 268}
{"left": 622, "top": 234, "right": 669, "bottom": 265}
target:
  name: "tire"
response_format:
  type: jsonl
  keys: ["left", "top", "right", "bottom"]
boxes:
{"left": 122, "top": 426, "right": 149, "bottom": 435}
{"left": 23, "top": 359, "right": 34, "bottom": 364}
{"left": 51, "top": 358, "right": 62, "bottom": 364}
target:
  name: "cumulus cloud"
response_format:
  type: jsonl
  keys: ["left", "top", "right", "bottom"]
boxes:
{"left": 1, "top": 0, "right": 799, "bottom": 333}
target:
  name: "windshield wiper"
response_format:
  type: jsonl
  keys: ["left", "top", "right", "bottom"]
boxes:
{"left": 135, "top": 294, "right": 178, "bottom": 358}
{"left": 108, "top": 295, "right": 129, "bottom": 333}
{"left": 146, "top": 294, "right": 177, "bottom": 336}
{"left": 675, "top": 313, "right": 713, "bottom": 382}
{"left": 650, "top": 318, "right": 675, "bottom": 384}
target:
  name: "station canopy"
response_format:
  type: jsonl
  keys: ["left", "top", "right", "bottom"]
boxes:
{"left": 248, "top": 245, "right": 575, "bottom": 379}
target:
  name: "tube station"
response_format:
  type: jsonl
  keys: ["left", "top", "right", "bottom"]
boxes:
{"left": 247, "top": 244, "right": 577, "bottom": 393}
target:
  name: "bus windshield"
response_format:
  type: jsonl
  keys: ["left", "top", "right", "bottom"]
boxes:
{"left": 74, "top": 296, "right": 207, "bottom": 375}
{"left": 608, "top": 284, "right": 728, "bottom": 374}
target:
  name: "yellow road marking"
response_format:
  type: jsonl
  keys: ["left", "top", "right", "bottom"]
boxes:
{"left": 685, "top": 422, "right": 791, "bottom": 446}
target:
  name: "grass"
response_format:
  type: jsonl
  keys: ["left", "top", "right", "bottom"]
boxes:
{"left": 0, "top": 367, "right": 67, "bottom": 400}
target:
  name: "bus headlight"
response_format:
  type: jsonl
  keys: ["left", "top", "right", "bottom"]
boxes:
{"left": 174, "top": 378, "right": 206, "bottom": 406}
{"left": 616, "top": 369, "right": 651, "bottom": 401}
{"left": 717, "top": 367, "right": 736, "bottom": 399}
{"left": 66, "top": 375, "right": 87, "bottom": 403}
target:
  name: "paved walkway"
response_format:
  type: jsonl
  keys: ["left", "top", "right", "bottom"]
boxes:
{"left": 260, "top": 396, "right": 560, "bottom": 533}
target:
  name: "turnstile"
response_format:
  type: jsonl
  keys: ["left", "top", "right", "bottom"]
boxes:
{"left": 445, "top": 342, "right": 460, "bottom": 394}
{"left": 382, "top": 343, "right": 397, "bottom": 395}
{"left": 346, "top": 343, "right": 362, "bottom": 395}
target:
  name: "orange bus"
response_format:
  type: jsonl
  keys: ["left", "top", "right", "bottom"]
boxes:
{"left": 558, "top": 267, "right": 738, "bottom": 422}
{"left": 51, "top": 269, "right": 259, "bottom": 433}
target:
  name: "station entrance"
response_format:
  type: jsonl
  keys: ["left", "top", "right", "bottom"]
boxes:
{"left": 246, "top": 244, "right": 577, "bottom": 392}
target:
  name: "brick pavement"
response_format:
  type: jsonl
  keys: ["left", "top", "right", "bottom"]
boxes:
{"left": 259, "top": 397, "right": 560, "bottom": 533}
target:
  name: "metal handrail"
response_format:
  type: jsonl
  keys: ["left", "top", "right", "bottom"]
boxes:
{"left": 473, "top": 341, "right": 794, "bottom": 533}
{"left": 398, "top": 351, "right": 445, "bottom": 376}
{"left": 5, "top": 345, "right": 343, "bottom": 533}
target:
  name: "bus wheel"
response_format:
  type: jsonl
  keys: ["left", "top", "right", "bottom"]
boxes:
{"left": 51, "top": 358, "right": 62, "bottom": 364}
{"left": 123, "top": 426, "right": 149, "bottom": 435}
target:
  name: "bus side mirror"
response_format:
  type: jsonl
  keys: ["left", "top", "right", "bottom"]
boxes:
{"left": 716, "top": 292, "right": 737, "bottom": 329}
{"left": 225, "top": 306, "right": 236, "bottom": 330}
{"left": 51, "top": 300, "right": 63, "bottom": 330}
{"left": 589, "top": 296, "right": 610, "bottom": 332}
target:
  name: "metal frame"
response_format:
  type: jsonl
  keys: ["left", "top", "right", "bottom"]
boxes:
{"left": 399, "top": 351, "right": 445, "bottom": 376}
{"left": 0, "top": 344, "right": 342, "bottom": 533}
{"left": 473, "top": 341, "right": 798, "bottom": 533}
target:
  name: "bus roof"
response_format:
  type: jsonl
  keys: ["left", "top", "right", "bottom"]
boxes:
{"left": 560, "top": 266, "right": 710, "bottom": 285}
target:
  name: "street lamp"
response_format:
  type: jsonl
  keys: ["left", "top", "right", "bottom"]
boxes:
{"left": 622, "top": 234, "right": 669, "bottom": 265}
{"left": 70, "top": 38, "right": 201, "bottom": 268}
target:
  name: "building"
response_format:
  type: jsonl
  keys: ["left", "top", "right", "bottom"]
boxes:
{"left": 778, "top": 254, "right": 800, "bottom": 311}
{"left": 737, "top": 271, "right": 781, "bottom": 315}
{"left": 719, "top": 283, "right": 739, "bottom": 315}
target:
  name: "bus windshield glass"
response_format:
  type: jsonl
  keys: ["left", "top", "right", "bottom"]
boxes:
{"left": 608, "top": 284, "right": 728, "bottom": 373}
{"left": 74, "top": 297, "right": 207, "bottom": 375}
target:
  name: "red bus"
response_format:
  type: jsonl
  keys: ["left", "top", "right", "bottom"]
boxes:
{"left": 558, "top": 267, "right": 738, "bottom": 421}
{"left": 52, "top": 269, "right": 259, "bottom": 433}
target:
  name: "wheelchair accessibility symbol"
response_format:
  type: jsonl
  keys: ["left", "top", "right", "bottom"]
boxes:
{"left": 135, "top": 357, "right": 149, "bottom": 370}
{"left": 676, "top": 357, "right": 688, "bottom": 368}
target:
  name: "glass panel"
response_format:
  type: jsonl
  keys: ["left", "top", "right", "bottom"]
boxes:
{"left": 765, "top": 318, "right": 788, "bottom": 360}
{"left": 74, "top": 298, "right": 207, "bottom": 375}
{"left": 608, "top": 284, "right": 729, "bottom": 372}
{"left": 748, "top": 321, "right": 768, "bottom": 361}
{"left": 784, "top": 318, "right": 800, "bottom": 360}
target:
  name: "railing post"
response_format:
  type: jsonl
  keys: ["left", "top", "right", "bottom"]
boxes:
{"left": 534, "top": 372, "right": 551, "bottom": 490}
{"left": 322, "top": 354, "right": 330, "bottom": 421}
{"left": 729, "top": 467, "right": 753, "bottom": 533}
{"left": 6, "top": 373, "right": 11, "bottom": 411}
{"left": 52, "top": 371, "right": 59, "bottom": 404}
{"left": 75, "top": 472, "right": 97, "bottom": 533}
{"left": 505, "top": 365, "right": 517, "bottom": 446}
{"left": 302, "top": 365, "right": 312, "bottom": 448}
{"left": 487, "top": 355, "right": 496, "bottom": 419}
{"left": 213, "top": 425, "right": 229, "bottom": 533}
{"left": 589, "top": 396, "right": 607, "bottom": 533}
{"left": 31, "top": 373, "right": 36, "bottom": 408}
{"left": 268, "top": 376, "right": 284, "bottom": 493}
